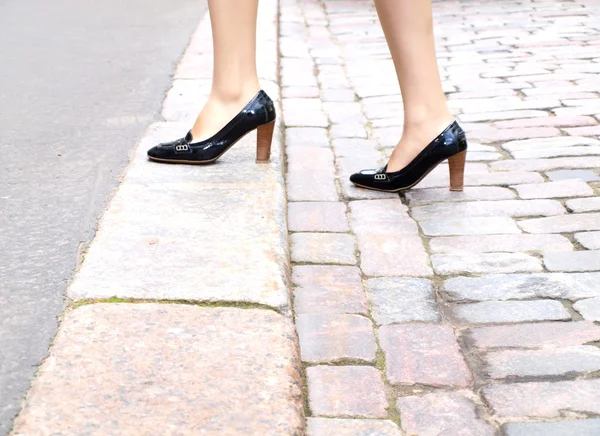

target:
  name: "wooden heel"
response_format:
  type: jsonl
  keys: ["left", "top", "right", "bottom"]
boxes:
{"left": 256, "top": 120, "right": 275, "bottom": 163}
{"left": 448, "top": 150, "right": 467, "bottom": 191}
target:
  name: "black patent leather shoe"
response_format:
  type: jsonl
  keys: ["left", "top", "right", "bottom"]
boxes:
{"left": 350, "top": 121, "right": 468, "bottom": 192}
{"left": 147, "top": 90, "right": 276, "bottom": 164}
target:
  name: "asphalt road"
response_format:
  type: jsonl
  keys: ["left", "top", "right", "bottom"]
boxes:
{"left": 0, "top": 0, "right": 205, "bottom": 432}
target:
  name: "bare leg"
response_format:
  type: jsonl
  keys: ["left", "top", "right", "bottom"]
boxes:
{"left": 374, "top": 0, "right": 454, "bottom": 172}
{"left": 191, "top": 0, "right": 261, "bottom": 141}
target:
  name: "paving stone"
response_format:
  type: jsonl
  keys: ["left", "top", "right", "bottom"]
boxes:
{"left": 282, "top": 98, "right": 328, "bottom": 127}
{"left": 307, "top": 366, "right": 388, "bottom": 418}
{"left": 292, "top": 265, "right": 369, "bottom": 315}
{"left": 547, "top": 170, "right": 600, "bottom": 182}
{"left": 366, "top": 278, "right": 439, "bottom": 325}
{"left": 566, "top": 197, "right": 600, "bottom": 212}
{"left": 458, "top": 110, "right": 550, "bottom": 123}
{"left": 349, "top": 200, "right": 417, "bottom": 235}
{"left": 306, "top": 418, "right": 402, "bottom": 436}
{"left": 411, "top": 200, "right": 565, "bottom": 220}
{"left": 287, "top": 147, "right": 338, "bottom": 201}
{"left": 491, "top": 156, "right": 600, "bottom": 172}
{"left": 503, "top": 419, "right": 600, "bottom": 436}
{"left": 11, "top": 305, "right": 304, "bottom": 435}
{"left": 296, "top": 314, "right": 377, "bottom": 363}
{"left": 432, "top": 253, "right": 542, "bottom": 275}
{"left": 285, "top": 127, "right": 330, "bottom": 147}
{"left": 574, "top": 297, "right": 600, "bottom": 321}
{"left": 544, "top": 250, "right": 600, "bottom": 272}
{"left": 397, "top": 392, "right": 494, "bottom": 436}
{"left": 288, "top": 202, "right": 349, "bottom": 232}
{"left": 291, "top": 233, "right": 356, "bottom": 265}
{"left": 519, "top": 213, "right": 600, "bottom": 233}
{"left": 512, "top": 180, "right": 594, "bottom": 199}
{"left": 320, "top": 89, "right": 356, "bottom": 102}
{"left": 405, "top": 186, "right": 515, "bottom": 205}
{"left": 575, "top": 232, "right": 600, "bottom": 249}
{"left": 442, "top": 273, "right": 600, "bottom": 301}
{"left": 329, "top": 124, "right": 368, "bottom": 139}
{"left": 483, "top": 379, "right": 600, "bottom": 419}
{"left": 453, "top": 300, "right": 570, "bottom": 324}
{"left": 282, "top": 86, "right": 320, "bottom": 98}
{"left": 358, "top": 234, "right": 432, "bottom": 277}
{"left": 466, "top": 321, "right": 600, "bottom": 349}
{"left": 495, "top": 115, "right": 597, "bottom": 129}
{"left": 420, "top": 217, "right": 521, "bottom": 236}
{"left": 418, "top": 171, "right": 545, "bottom": 189}
{"left": 511, "top": 146, "right": 600, "bottom": 159}
{"left": 379, "top": 324, "right": 472, "bottom": 387}
{"left": 485, "top": 346, "right": 600, "bottom": 379}
{"left": 331, "top": 138, "right": 379, "bottom": 157}
{"left": 430, "top": 234, "right": 573, "bottom": 254}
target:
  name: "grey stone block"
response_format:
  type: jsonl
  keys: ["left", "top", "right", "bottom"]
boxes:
{"left": 453, "top": 300, "right": 571, "bottom": 324}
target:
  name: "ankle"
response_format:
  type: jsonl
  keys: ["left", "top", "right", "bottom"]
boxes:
{"left": 210, "top": 82, "right": 260, "bottom": 105}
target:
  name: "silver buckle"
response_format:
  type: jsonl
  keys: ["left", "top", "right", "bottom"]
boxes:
{"left": 374, "top": 174, "right": 387, "bottom": 181}
{"left": 175, "top": 144, "right": 190, "bottom": 152}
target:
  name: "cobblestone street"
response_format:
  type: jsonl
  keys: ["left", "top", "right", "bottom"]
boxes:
{"left": 282, "top": 0, "right": 600, "bottom": 434}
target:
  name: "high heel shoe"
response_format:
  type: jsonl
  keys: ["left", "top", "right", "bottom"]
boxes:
{"left": 147, "top": 90, "right": 276, "bottom": 164}
{"left": 350, "top": 121, "right": 467, "bottom": 192}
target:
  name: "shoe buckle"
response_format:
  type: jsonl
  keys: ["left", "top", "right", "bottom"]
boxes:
{"left": 175, "top": 144, "right": 190, "bottom": 152}
{"left": 374, "top": 174, "right": 387, "bottom": 181}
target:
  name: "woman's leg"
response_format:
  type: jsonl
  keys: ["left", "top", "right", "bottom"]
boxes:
{"left": 374, "top": 0, "right": 454, "bottom": 172}
{"left": 190, "top": 0, "right": 261, "bottom": 141}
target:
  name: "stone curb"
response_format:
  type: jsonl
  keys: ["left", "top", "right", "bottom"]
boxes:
{"left": 11, "top": 1, "right": 305, "bottom": 434}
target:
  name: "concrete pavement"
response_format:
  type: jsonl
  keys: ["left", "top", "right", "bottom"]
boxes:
{"left": 7, "top": 0, "right": 600, "bottom": 434}
{"left": 0, "top": 1, "right": 204, "bottom": 433}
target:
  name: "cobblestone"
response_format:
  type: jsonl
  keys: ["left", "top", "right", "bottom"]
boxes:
{"left": 397, "top": 392, "right": 495, "bottom": 436}
{"left": 291, "top": 233, "right": 356, "bottom": 265}
{"left": 512, "top": 180, "right": 594, "bottom": 199}
{"left": 566, "top": 197, "right": 600, "bottom": 212}
{"left": 485, "top": 346, "right": 600, "bottom": 379}
{"left": 292, "top": 265, "right": 368, "bottom": 315}
{"left": 544, "top": 250, "right": 600, "bottom": 272}
{"left": 358, "top": 234, "right": 432, "bottom": 277}
{"left": 442, "top": 273, "right": 600, "bottom": 301}
{"left": 306, "top": 418, "right": 402, "bottom": 436}
{"left": 547, "top": 170, "right": 600, "bottom": 182}
{"left": 430, "top": 234, "right": 573, "bottom": 254}
{"left": 405, "top": 186, "right": 515, "bottom": 205}
{"left": 483, "top": 379, "right": 600, "bottom": 419}
{"left": 466, "top": 322, "right": 600, "bottom": 349}
{"left": 288, "top": 202, "right": 349, "bottom": 232}
{"left": 575, "top": 232, "right": 600, "bottom": 249}
{"left": 411, "top": 200, "right": 565, "bottom": 220}
{"left": 519, "top": 213, "right": 600, "bottom": 233}
{"left": 503, "top": 420, "right": 600, "bottom": 436}
{"left": 420, "top": 217, "right": 521, "bottom": 236}
{"left": 366, "top": 278, "right": 440, "bottom": 325}
{"left": 431, "top": 253, "right": 542, "bottom": 275}
{"left": 453, "top": 300, "right": 570, "bottom": 324}
{"left": 574, "top": 297, "right": 600, "bottom": 321}
{"left": 306, "top": 366, "right": 388, "bottom": 418}
{"left": 379, "top": 324, "right": 472, "bottom": 387}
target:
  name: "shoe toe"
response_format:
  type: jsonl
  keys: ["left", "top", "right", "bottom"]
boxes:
{"left": 147, "top": 145, "right": 171, "bottom": 160}
{"left": 350, "top": 168, "right": 377, "bottom": 185}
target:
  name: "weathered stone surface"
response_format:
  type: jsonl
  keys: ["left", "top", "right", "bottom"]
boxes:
{"left": 287, "top": 147, "right": 338, "bottom": 201}
{"left": 430, "top": 234, "right": 573, "bottom": 254}
{"left": 503, "top": 420, "right": 600, "bottom": 436}
{"left": 576, "top": 232, "right": 600, "bottom": 249}
{"left": 544, "top": 250, "right": 600, "bottom": 272}
{"left": 547, "top": 170, "right": 600, "bottom": 182}
{"left": 397, "top": 392, "right": 495, "bottom": 436}
{"left": 358, "top": 234, "right": 432, "bottom": 277}
{"left": 420, "top": 217, "right": 521, "bottom": 236}
{"left": 283, "top": 98, "right": 328, "bottom": 127}
{"left": 292, "top": 265, "right": 369, "bottom": 315}
{"left": 291, "top": 233, "right": 356, "bottom": 265}
{"left": 379, "top": 324, "right": 472, "bottom": 387}
{"left": 285, "top": 127, "right": 330, "bottom": 147}
{"left": 491, "top": 157, "right": 600, "bottom": 172}
{"left": 454, "top": 300, "right": 570, "bottom": 324}
{"left": 519, "top": 213, "right": 600, "bottom": 233}
{"left": 307, "top": 418, "right": 402, "bottom": 436}
{"left": 405, "top": 187, "right": 515, "bottom": 205}
{"left": 432, "top": 253, "right": 542, "bottom": 275}
{"left": 442, "top": 273, "right": 600, "bottom": 301}
{"left": 502, "top": 136, "right": 600, "bottom": 153}
{"left": 512, "top": 180, "right": 593, "bottom": 199}
{"left": 307, "top": 366, "right": 388, "bottom": 418}
{"left": 483, "top": 379, "right": 600, "bottom": 419}
{"left": 466, "top": 322, "right": 600, "bottom": 349}
{"left": 574, "top": 297, "right": 600, "bottom": 321}
{"left": 366, "top": 278, "right": 439, "bottom": 325}
{"left": 349, "top": 200, "right": 417, "bottom": 235}
{"left": 411, "top": 200, "right": 565, "bottom": 220}
{"left": 67, "top": 124, "right": 291, "bottom": 311}
{"left": 485, "top": 346, "right": 600, "bottom": 379}
{"left": 296, "top": 314, "right": 376, "bottom": 363}
{"left": 12, "top": 305, "right": 304, "bottom": 435}
{"left": 288, "top": 202, "right": 349, "bottom": 232}
{"left": 566, "top": 197, "right": 600, "bottom": 212}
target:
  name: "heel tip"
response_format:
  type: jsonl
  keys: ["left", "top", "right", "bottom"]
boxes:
{"left": 449, "top": 187, "right": 464, "bottom": 192}
{"left": 256, "top": 159, "right": 270, "bottom": 164}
